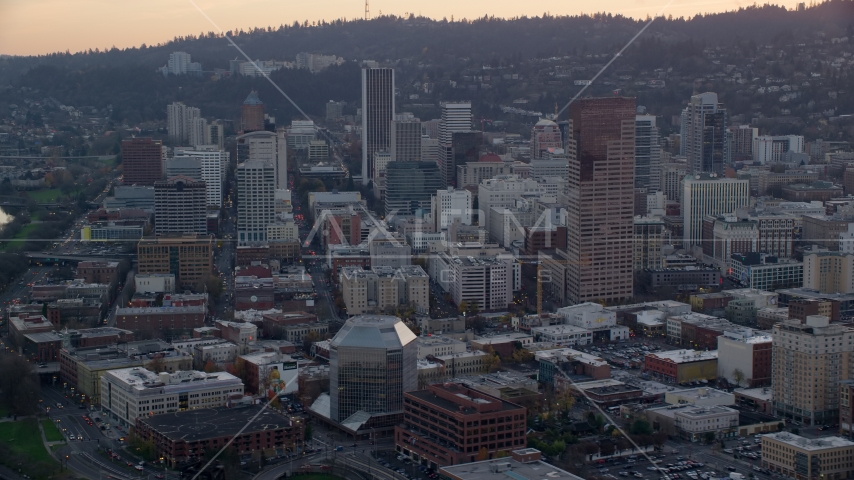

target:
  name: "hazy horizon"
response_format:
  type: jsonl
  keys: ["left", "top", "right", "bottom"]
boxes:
{"left": 0, "top": 0, "right": 806, "bottom": 57}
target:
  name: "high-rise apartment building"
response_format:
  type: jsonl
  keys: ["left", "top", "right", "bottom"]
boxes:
{"left": 166, "top": 102, "right": 201, "bottom": 145}
{"left": 728, "top": 125, "right": 758, "bottom": 162}
{"left": 158, "top": 52, "right": 202, "bottom": 76}
{"left": 635, "top": 115, "right": 661, "bottom": 191}
{"left": 531, "top": 119, "right": 563, "bottom": 159}
{"left": 753, "top": 135, "right": 805, "bottom": 164}
{"left": 326, "top": 100, "right": 344, "bottom": 120}
{"left": 154, "top": 176, "right": 207, "bottom": 236}
{"left": 682, "top": 92, "right": 728, "bottom": 174}
{"left": 565, "top": 97, "right": 636, "bottom": 305}
{"left": 122, "top": 138, "right": 163, "bottom": 186}
{"left": 431, "top": 187, "right": 473, "bottom": 231}
{"left": 803, "top": 251, "right": 854, "bottom": 294}
{"left": 390, "top": 113, "right": 422, "bottom": 162}
{"left": 241, "top": 91, "right": 265, "bottom": 133}
{"left": 660, "top": 159, "right": 687, "bottom": 203}
{"left": 361, "top": 67, "right": 395, "bottom": 185}
{"left": 385, "top": 161, "right": 443, "bottom": 215}
{"left": 772, "top": 316, "right": 854, "bottom": 426}
{"left": 682, "top": 174, "right": 750, "bottom": 248}
{"left": 634, "top": 216, "right": 665, "bottom": 272}
{"left": 237, "top": 160, "right": 276, "bottom": 244}
{"left": 438, "top": 102, "right": 473, "bottom": 187}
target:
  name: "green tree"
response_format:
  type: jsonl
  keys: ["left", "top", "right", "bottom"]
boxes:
{"left": 732, "top": 368, "right": 745, "bottom": 387}
{"left": 629, "top": 418, "right": 653, "bottom": 436}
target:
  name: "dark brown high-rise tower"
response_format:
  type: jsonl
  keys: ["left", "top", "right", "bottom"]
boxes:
{"left": 122, "top": 137, "right": 163, "bottom": 186}
{"left": 566, "top": 97, "right": 636, "bottom": 304}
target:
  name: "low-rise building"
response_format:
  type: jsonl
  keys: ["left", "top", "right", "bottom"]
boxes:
{"left": 729, "top": 253, "right": 803, "bottom": 291}
{"left": 192, "top": 342, "right": 239, "bottom": 370}
{"left": 717, "top": 328, "right": 773, "bottom": 388}
{"left": 115, "top": 305, "right": 206, "bottom": 331}
{"left": 417, "top": 336, "right": 467, "bottom": 359}
{"left": 734, "top": 387, "right": 774, "bottom": 415}
{"left": 664, "top": 387, "right": 735, "bottom": 407}
{"left": 471, "top": 333, "right": 533, "bottom": 358}
{"left": 530, "top": 325, "right": 593, "bottom": 346}
{"left": 761, "top": 432, "right": 854, "bottom": 480}
{"left": 395, "top": 383, "right": 527, "bottom": 467}
{"left": 645, "top": 404, "right": 739, "bottom": 442}
{"left": 567, "top": 379, "right": 644, "bottom": 407}
{"left": 643, "top": 349, "right": 718, "bottom": 384}
{"left": 438, "top": 449, "right": 584, "bottom": 480}
{"left": 536, "top": 348, "right": 611, "bottom": 388}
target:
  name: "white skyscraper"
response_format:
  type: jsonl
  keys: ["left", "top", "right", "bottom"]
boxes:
{"left": 361, "top": 67, "right": 395, "bottom": 185}
{"left": 431, "top": 187, "right": 473, "bottom": 231}
{"left": 236, "top": 131, "right": 288, "bottom": 190}
{"left": 635, "top": 115, "right": 662, "bottom": 192}
{"left": 237, "top": 160, "right": 275, "bottom": 244}
{"left": 682, "top": 173, "right": 750, "bottom": 248}
{"left": 167, "top": 102, "right": 201, "bottom": 146}
{"left": 173, "top": 147, "right": 227, "bottom": 207}
{"left": 437, "top": 102, "right": 473, "bottom": 187}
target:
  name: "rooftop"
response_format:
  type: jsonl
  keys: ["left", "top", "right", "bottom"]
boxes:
{"left": 138, "top": 406, "right": 294, "bottom": 442}
{"left": 646, "top": 349, "right": 718, "bottom": 364}
{"left": 534, "top": 348, "right": 608, "bottom": 368}
{"left": 440, "top": 454, "right": 584, "bottom": 480}
{"left": 116, "top": 305, "right": 205, "bottom": 315}
{"left": 763, "top": 432, "right": 854, "bottom": 451}
{"left": 734, "top": 387, "right": 773, "bottom": 401}
{"left": 330, "top": 315, "right": 417, "bottom": 350}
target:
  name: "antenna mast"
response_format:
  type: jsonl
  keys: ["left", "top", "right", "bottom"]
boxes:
{"left": 365, "top": 0, "right": 370, "bottom": 20}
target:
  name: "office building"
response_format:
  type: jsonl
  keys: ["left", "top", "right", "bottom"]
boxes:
{"left": 361, "top": 67, "right": 395, "bottom": 185}
{"left": 565, "top": 96, "right": 636, "bottom": 304}
{"left": 395, "top": 382, "right": 526, "bottom": 467}
{"left": 438, "top": 102, "right": 474, "bottom": 187}
{"left": 530, "top": 151, "right": 569, "bottom": 181}
{"left": 322, "top": 315, "right": 416, "bottom": 433}
{"left": 308, "top": 140, "right": 328, "bottom": 162}
{"left": 754, "top": 135, "right": 805, "bottom": 164}
{"left": 287, "top": 120, "right": 316, "bottom": 150}
{"left": 681, "top": 92, "right": 728, "bottom": 174}
{"left": 530, "top": 119, "right": 562, "bottom": 159}
{"left": 172, "top": 147, "right": 227, "bottom": 208}
{"left": 236, "top": 130, "right": 287, "bottom": 189}
{"left": 237, "top": 160, "right": 275, "bottom": 244}
{"left": 761, "top": 433, "right": 854, "bottom": 480}
{"left": 772, "top": 316, "right": 854, "bottom": 425}
{"left": 431, "top": 187, "right": 473, "bottom": 231}
{"left": 154, "top": 176, "right": 207, "bottom": 236}
{"left": 439, "top": 450, "right": 584, "bottom": 480}
{"left": 477, "top": 175, "right": 546, "bottom": 233}
{"left": 716, "top": 328, "right": 772, "bottom": 388}
{"left": 391, "top": 113, "right": 422, "bottom": 162}
{"left": 137, "top": 235, "right": 212, "bottom": 288}
{"left": 122, "top": 138, "right": 163, "bottom": 186}
{"left": 429, "top": 243, "right": 519, "bottom": 312}
{"left": 634, "top": 215, "right": 665, "bottom": 271}
{"left": 166, "top": 102, "right": 201, "bottom": 145}
{"left": 682, "top": 174, "right": 750, "bottom": 248}
{"left": 635, "top": 114, "right": 661, "bottom": 191}
{"left": 241, "top": 90, "right": 265, "bottom": 133}
{"left": 385, "top": 161, "right": 443, "bottom": 215}
{"left": 100, "top": 367, "right": 243, "bottom": 426}
{"left": 115, "top": 305, "right": 206, "bottom": 331}
{"left": 728, "top": 125, "right": 758, "bottom": 161}
{"left": 326, "top": 100, "right": 344, "bottom": 120}
{"left": 660, "top": 160, "right": 687, "bottom": 203}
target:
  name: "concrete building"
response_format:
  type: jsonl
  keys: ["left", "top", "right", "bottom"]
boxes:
{"left": 565, "top": 97, "right": 636, "bottom": 304}
{"left": 237, "top": 159, "right": 276, "bottom": 244}
{"left": 730, "top": 253, "right": 803, "bottom": 291}
{"left": 432, "top": 187, "right": 473, "bottom": 231}
{"left": 437, "top": 102, "right": 474, "bottom": 187}
{"left": 429, "top": 243, "right": 519, "bottom": 312}
{"left": 338, "top": 266, "right": 429, "bottom": 316}
{"left": 471, "top": 333, "right": 533, "bottom": 358}
{"left": 394, "top": 383, "right": 526, "bottom": 467}
{"left": 457, "top": 155, "right": 512, "bottom": 190}
{"left": 122, "top": 138, "right": 163, "bottom": 186}
{"left": 761, "top": 432, "right": 854, "bottom": 480}
{"left": 166, "top": 102, "right": 200, "bottom": 145}
{"left": 729, "top": 125, "right": 758, "bottom": 161}
{"left": 772, "top": 316, "right": 854, "bottom": 425}
{"left": 682, "top": 174, "right": 750, "bottom": 248}
{"left": 530, "top": 119, "right": 562, "bottom": 159}
{"left": 172, "top": 147, "right": 227, "bottom": 207}
{"left": 753, "top": 135, "right": 805, "bottom": 164}
{"left": 645, "top": 404, "right": 738, "bottom": 442}
{"left": 416, "top": 336, "right": 467, "bottom": 359}
{"left": 115, "top": 305, "right": 206, "bottom": 332}
{"left": 804, "top": 251, "right": 854, "bottom": 294}
{"left": 362, "top": 67, "right": 395, "bottom": 185}
{"left": 664, "top": 387, "right": 734, "bottom": 407}
{"left": 530, "top": 325, "right": 593, "bottom": 345}
{"left": 391, "top": 113, "right": 422, "bottom": 163}
{"left": 134, "top": 274, "right": 176, "bottom": 294}
{"left": 100, "top": 367, "right": 243, "bottom": 426}
{"left": 235, "top": 130, "right": 287, "bottom": 189}
{"left": 634, "top": 215, "right": 665, "bottom": 271}
{"left": 154, "top": 176, "right": 207, "bottom": 236}
{"left": 635, "top": 114, "right": 662, "bottom": 192}
{"left": 536, "top": 348, "right": 611, "bottom": 387}
{"left": 137, "top": 235, "right": 212, "bottom": 289}
{"left": 159, "top": 52, "right": 201, "bottom": 76}
{"left": 438, "top": 450, "right": 584, "bottom": 480}
{"left": 717, "top": 328, "right": 772, "bottom": 388}
{"left": 385, "top": 161, "right": 443, "bottom": 215}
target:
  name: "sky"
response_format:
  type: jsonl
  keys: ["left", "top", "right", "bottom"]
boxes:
{"left": 0, "top": 0, "right": 805, "bottom": 57}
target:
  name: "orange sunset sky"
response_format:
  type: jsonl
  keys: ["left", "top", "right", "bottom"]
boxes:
{"left": 1, "top": 0, "right": 805, "bottom": 56}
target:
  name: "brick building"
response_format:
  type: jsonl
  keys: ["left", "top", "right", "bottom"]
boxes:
{"left": 394, "top": 383, "right": 527, "bottom": 468}
{"left": 643, "top": 349, "right": 718, "bottom": 384}
{"left": 22, "top": 332, "right": 63, "bottom": 363}
{"left": 788, "top": 298, "right": 840, "bottom": 322}
{"left": 115, "top": 305, "right": 206, "bottom": 331}
{"left": 137, "top": 235, "right": 213, "bottom": 289}
{"left": 76, "top": 261, "right": 120, "bottom": 284}
{"left": 122, "top": 137, "right": 163, "bottom": 186}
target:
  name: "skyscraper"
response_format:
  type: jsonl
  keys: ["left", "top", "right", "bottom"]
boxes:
{"left": 241, "top": 91, "right": 265, "bottom": 133}
{"left": 531, "top": 119, "right": 563, "bottom": 159}
{"left": 361, "top": 67, "right": 395, "bottom": 185}
{"left": 166, "top": 102, "right": 201, "bottom": 146}
{"left": 390, "top": 113, "right": 422, "bottom": 162}
{"left": 154, "top": 176, "right": 207, "bottom": 236}
{"left": 682, "top": 173, "right": 750, "bottom": 248}
{"left": 122, "top": 138, "right": 163, "bottom": 186}
{"left": 681, "top": 92, "right": 728, "bottom": 175}
{"left": 236, "top": 131, "right": 287, "bottom": 190}
{"left": 172, "top": 147, "right": 227, "bottom": 207}
{"left": 565, "top": 97, "right": 636, "bottom": 305}
{"left": 437, "top": 102, "right": 473, "bottom": 187}
{"left": 237, "top": 160, "right": 275, "bottom": 244}
{"left": 635, "top": 115, "right": 662, "bottom": 192}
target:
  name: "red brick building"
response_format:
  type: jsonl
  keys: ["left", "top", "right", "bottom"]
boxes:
{"left": 22, "top": 332, "right": 63, "bottom": 363}
{"left": 261, "top": 312, "right": 318, "bottom": 338}
{"left": 236, "top": 245, "right": 270, "bottom": 267}
{"left": 115, "top": 305, "right": 206, "bottom": 331}
{"left": 395, "top": 383, "right": 527, "bottom": 468}
{"left": 121, "top": 137, "right": 163, "bottom": 186}
{"left": 523, "top": 226, "right": 567, "bottom": 257}
{"left": 643, "top": 349, "right": 718, "bottom": 384}
{"left": 134, "top": 405, "right": 304, "bottom": 467}
{"left": 63, "top": 327, "right": 134, "bottom": 349}
{"left": 76, "top": 261, "right": 120, "bottom": 284}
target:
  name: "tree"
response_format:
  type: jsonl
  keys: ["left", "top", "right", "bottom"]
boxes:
{"left": 458, "top": 300, "right": 469, "bottom": 314}
{"left": 629, "top": 418, "right": 653, "bottom": 436}
{"left": 145, "top": 355, "right": 166, "bottom": 373}
{"left": 476, "top": 447, "right": 489, "bottom": 461}
{"left": 732, "top": 368, "right": 745, "bottom": 387}
{"left": 482, "top": 347, "right": 501, "bottom": 373}
{"left": 0, "top": 355, "right": 40, "bottom": 415}
{"left": 203, "top": 360, "right": 221, "bottom": 373}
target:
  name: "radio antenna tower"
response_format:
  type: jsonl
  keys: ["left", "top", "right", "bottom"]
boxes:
{"left": 365, "top": 0, "right": 370, "bottom": 20}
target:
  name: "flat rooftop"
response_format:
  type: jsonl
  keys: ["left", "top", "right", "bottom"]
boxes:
{"left": 734, "top": 387, "right": 773, "bottom": 401}
{"left": 407, "top": 386, "right": 521, "bottom": 415}
{"left": 646, "top": 349, "right": 718, "bottom": 363}
{"left": 440, "top": 456, "right": 584, "bottom": 480}
{"left": 763, "top": 432, "right": 854, "bottom": 451}
{"left": 138, "top": 405, "right": 293, "bottom": 442}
